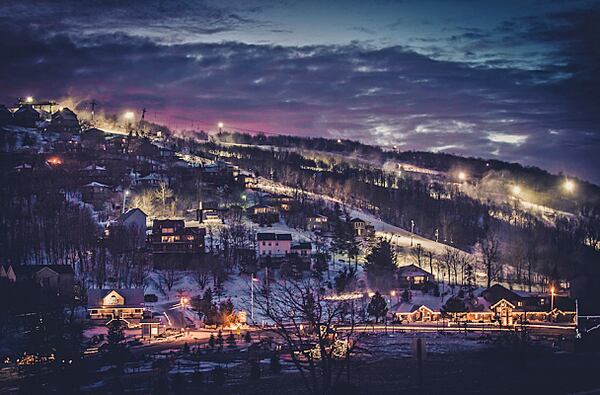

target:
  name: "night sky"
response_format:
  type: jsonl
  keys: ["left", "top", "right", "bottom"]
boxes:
{"left": 1, "top": 0, "right": 599, "bottom": 182}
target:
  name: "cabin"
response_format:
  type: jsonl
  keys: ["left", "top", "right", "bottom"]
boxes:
{"left": 87, "top": 289, "right": 145, "bottom": 326}
{"left": 350, "top": 217, "right": 375, "bottom": 237}
{"left": 397, "top": 265, "right": 434, "bottom": 288}
{"left": 257, "top": 233, "right": 292, "bottom": 257}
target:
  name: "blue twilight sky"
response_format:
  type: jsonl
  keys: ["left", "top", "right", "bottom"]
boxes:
{"left": 1, "top": 0, "right": 599, "bottom": 182}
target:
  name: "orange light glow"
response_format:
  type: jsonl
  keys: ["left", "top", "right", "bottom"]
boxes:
{"left": 47, "top": 157, "right": 62, "bottom": 165}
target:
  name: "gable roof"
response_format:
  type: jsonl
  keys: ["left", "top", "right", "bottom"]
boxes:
{"left": 119, "top": 208, "right": 147, "bottom": 223}
{"left": 87, "top": 288, "right": 144, "bottom": 308}
{"left": 397, "top": 264, "right": 432, "bottom": 278}
{"left": 8, "top": 264, "right": 74, "bottom": 277}
{"left": 481, "top": 284, "right": 522, "bottom": 306}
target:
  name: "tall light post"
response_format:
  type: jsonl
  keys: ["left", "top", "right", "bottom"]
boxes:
{"left": 122, "top": 189, "right": 130, "bottom": 213}
{"left": 410, "top": 219, "right": 415, "bottom": 246}
{"left": 434, "top": 228, "right": 439, "bottom": 243}
{"left": 250, "top": 273, "right": 259, "bottom": 323}
{"left": 550, "top": 286, "right": 555, "bottom": 311}
{"left": 218, "top": 122, "right": 224, "bottom": 133}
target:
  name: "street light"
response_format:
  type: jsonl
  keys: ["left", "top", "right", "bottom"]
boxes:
{"left": 550, "top": 287, "right": 555, "bottom": 311}
{"left": 563, "top": 179, "right": 575, "bottom": 193}
{"left": 25, "top": 96, "right": 34, "bottom": 104}
{"left": 250, "top": 274, "right": 259, "bottom": 323}
{"left": 410, "top": 219, "right": 415, "bottom": 246}
{"left": 458, "top": 171, "right": 467, "bottom": 181}
{"left": 512, "top": 185, "right": 521, "bottom": 195}
{"left": 218, "top": 122, "right": 224, "bottom": 133}
{"left": 123, "top": 111, "right": 135, "bottom": 120}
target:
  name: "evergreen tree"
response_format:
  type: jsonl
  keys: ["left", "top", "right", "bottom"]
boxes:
{"left": 226, "top": 332, "right": 236, "bottom": 348}
{"left": 367, "top": 291, "right": 388, "bottom": 323}
{"left": 364, "top": 239, "right": 397, "bottom": 291}
{"left": 216, "top": 330, "right": 224, "bottom": 351}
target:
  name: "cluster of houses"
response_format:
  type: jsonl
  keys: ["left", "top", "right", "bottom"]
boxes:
{"left": 392, "top": 266, "right": 576, "bottom": 325}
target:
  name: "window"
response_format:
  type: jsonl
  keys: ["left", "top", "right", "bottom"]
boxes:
{"left": 162, "top": 227, "right": 174, "bottom": 234}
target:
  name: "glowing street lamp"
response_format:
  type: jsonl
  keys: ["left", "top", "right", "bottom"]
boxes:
{"left": 458, "top": 171, "right": 467, "bottom": 181}
{"left": 563, "top": 179, "right": 575, "bottom": 193}
{"left": 511, "top": 185, "right": 522, "bottom": 196}
{"left": 550, "top": 287, "right": 555, "bottom": 311}
{"left": 123, "top": 111, "right": 135, "bottom": 121}
{"left": 25, "top": 96, "right": 34, "bottom": 104}
{"left": 218, "top": 122, "right": 224, "bottom": 132}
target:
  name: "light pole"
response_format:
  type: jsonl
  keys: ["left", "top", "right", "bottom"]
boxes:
{"left": 250, "top": 273, "right": 259, "bottom": 323}
{"left": 434, "top": 228, "right": 439, "bottom": 243}
{"left": 218, "top": 122, "right": 224, "bottom": 133}
{"left": 410, "top": 220, "right": 415, "bottom": 246}
{"left": 550, "top": 287, "right": 555, "bottom": 311}
{"left": 122, "top": 189, "right": 130, "bottom": 213}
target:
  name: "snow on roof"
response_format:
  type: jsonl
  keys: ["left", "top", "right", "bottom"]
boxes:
{"left": 87, "top": 288, "right": 144, "bottom": 308}
{"left": 397, "top": 264, "right": 432, "bottom": 277}
{"left": 83, "top": 164, "right": 107, "bottom": 171}
{"left": 83, "top": 181, "right": 109, "bottom": 188}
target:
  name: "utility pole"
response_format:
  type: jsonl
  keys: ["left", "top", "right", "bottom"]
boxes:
{"left": 90, "top": 100, "right": 97, "bottom": 122}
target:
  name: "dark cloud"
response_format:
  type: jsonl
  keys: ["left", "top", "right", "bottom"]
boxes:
{"left": 1, "top": 1, "right": 599, "bottom": 183}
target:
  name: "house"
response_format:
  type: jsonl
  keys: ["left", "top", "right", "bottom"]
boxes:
{"left": 257, "top": 233, "right": 292, "bottom": 257}
{"left": 291, "top": 242, "right": 312, "bottom": 257}
{"left": 201, "top": 160, "right": 239, "bottom": 185}
{"left": 111, "top": 208, "right": 148, "bottom": 244}
{"left": 393, "top": 284, "right": 576, "bottom": 326}
{"left": 397, "top": 265, "right": 434, "bottom": 288}
{"left": 81, "top": 181, "right": 111, "bottom": 206}
{"left": 0, "top": 104, "right": 13, "bottom": 125}
{"left": 49, "top": 107, "right": 80, "bottom": 133}
{"left": 350, "top": 217, "right": 375, "bottom": 237}
{"left": 267, "top": 194, "right": 293, "bottom": 211}
{"left": 150, "top": 219, "right": 205, "bottom": 254}
{"left": 118, "top": 208, "right": 147, "bottom": 230}
{"left": 81, "top": 128, "right": 107, "bottom": 150}
{"left": 13, "top": 105, "right": 40, "bottom": 127}
{"left": 307, "top": 214, "right": 328, "bottom": 232}
{"left": 137, "top": 173, "right": 164, "bottom": 187}
{"left": 247, "top": 204, "right": 280, "bottom": 224}
{"left": 1, "top": 264, "right": 75, "bottom": 297}
{"left": 87, "top": 288, "right": 145, "bottom": 326}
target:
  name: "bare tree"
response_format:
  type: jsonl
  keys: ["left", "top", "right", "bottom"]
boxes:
{"left": 154, "top": 182, "right": 174, "bottom": 218}
{"left": 253, "top": 277, "right": 361, "bottom": 394}
{"left": 478, "top": 231, "right": 501, "bottom": 289}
